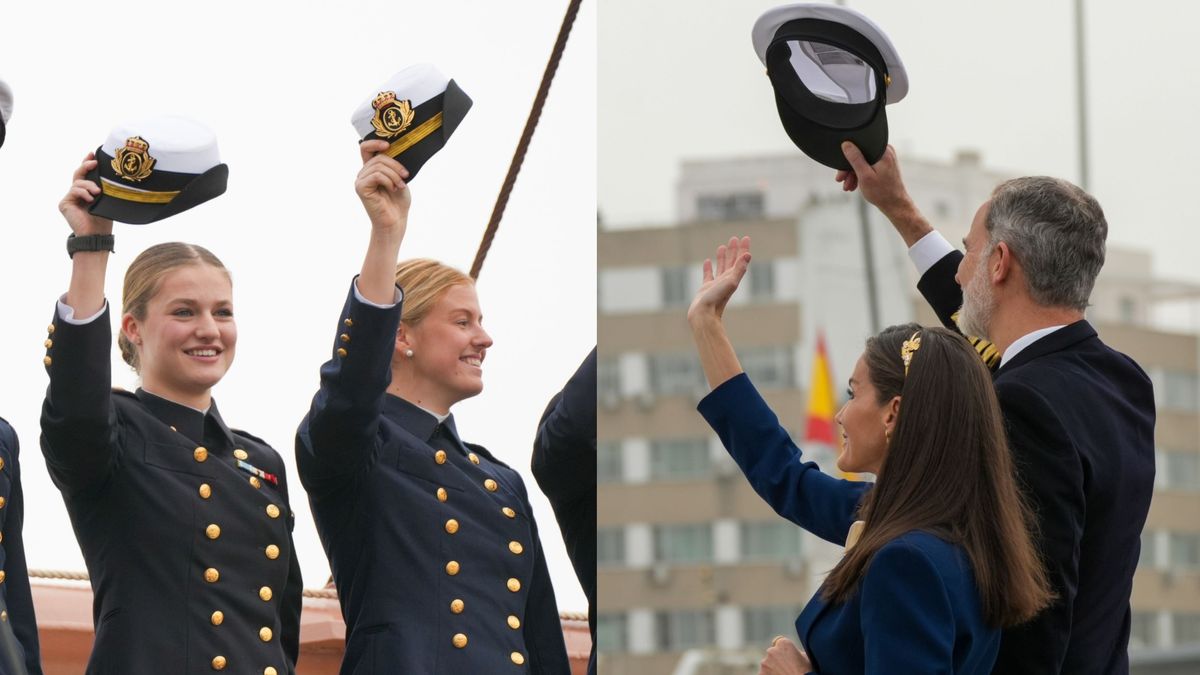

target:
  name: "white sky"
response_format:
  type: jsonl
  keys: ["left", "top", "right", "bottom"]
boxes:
{"left": 600, "top": 0, "right": 1200, "bottom": 284}
{"left": 0, "top": 1, "right": 596, "bottom": 614}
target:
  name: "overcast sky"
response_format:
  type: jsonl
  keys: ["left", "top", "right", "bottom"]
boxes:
{"left": 600, "top": 0, "right": 1200, "bottom": 285}
{"left": 0, "top": 1, "right": 595, "bottom": 613}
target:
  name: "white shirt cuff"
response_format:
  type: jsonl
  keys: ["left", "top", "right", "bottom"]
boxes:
{"left": 908, "top": 231, "right": 956, "bottom": 277}
{"left": 56, "top": 295, "right": 108, "bottom": 325}
{"left": 352, "top": 279, "right": 403, "bottom": 309}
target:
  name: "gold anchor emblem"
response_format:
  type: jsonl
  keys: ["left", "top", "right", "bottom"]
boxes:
{"left": 112, "top": 136, "right": 156, "bottom": 182}
{"left": 370, "top": 91, "right": 415, "bottom": 139}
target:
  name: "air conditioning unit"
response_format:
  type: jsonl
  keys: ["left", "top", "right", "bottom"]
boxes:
{"left": 648, "top": 563, "right": 672, "bottom": 587}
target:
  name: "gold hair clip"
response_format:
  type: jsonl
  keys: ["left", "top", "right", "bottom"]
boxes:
{"left": 901, "top": 331, "right": 922, "bottom": 377}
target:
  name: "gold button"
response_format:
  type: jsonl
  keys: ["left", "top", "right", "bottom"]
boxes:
{"left": 502, "top": 507, "right": 516, "bottom": 519}
{"left": 434, "top": 450, "right": 447, "bottom": 465}
{"left": 436, "top": 487, "right": 448, "bottom": 502}
{"left": 508, "top": 615, "right": 521, "bottom": 630}
{"left": 509, "top": 541, "right": 524, "bottom": 555}
{"left": 43, "top": 356, "right": 52, "bottom": 367}
{"left": 206, "top": 524, "right": 221, "bottom": 540}
{"left": 468, "top": 452, "right": 480, "bottom": 465}
{"left": 0, "top": 497, "right": 7, "bottom": 509}
{"left": 0, "top": 571, "right": 7, "bottom": 584}
{"left": 194, "top": 447, "right": 209, "bottom": 462}
{"left": 171, "top": 426, "right": 178, "bottom": 432}
{"left": 484, "top": 478, "right": 498, "bottom": 492}
{"left": 344, "top": 318, "right": 353, "bottom": 327}
{"left": 265, "top": 545, "right": 280, "bottom": 560}
{"left": 0, "top": 611, "right": 7, "bottom": 622}
{"left": 507, "top": 578, "right": 521, "bottom": 592}
{"left": 452, "top": 633, "right": 468, "bottom": 649}
{"left": 233, "top": 449, "right": 248, "bottom": 460}
{"left": 445, "top": 519, "right": 459, "bottom": 534}
{"left": 259, "top": 627, "right": 273, "bottom": 642}
{"left": 450, "top": 599, "right": 464, "bottom": 614}
{"left": 211, "top": 656, "right": 227, "bottom": 670}
{"left": 0, "top": 457, "right": 6, "bottom": 471}
{"left": 47, "top": 324, "right": 55, "bottom": 334}
{"left": 205, "top": 568, "right": 219, "bottom": 583}
{"left": 259, "top": 586, "right": 273, "bottom": 602}
{"left": 44, "top": 339, "right": 53, "bottom": 349}
{"left": 511, "top": 652, "right": 526, "bottom": 665}
{"left": 445, "top": 561, "right": 460, "bottom": 576}
{"left": 0, "top": 532, "right": 5, "bottom": 543}
{"left": 249, "top": 476, "right": 262, "bottom": 489}
{"left": 340, "top": 333, "right": 350, "bottom": 343}
{"left": 265, "top": 668, "right": 278, "bottom": 675}
{"left": 199, "top": 483, "right": 212, "bottom": 499}
{"left": 337, "top": 348, "right": 348, "bottom": 358}
{"left": 211, "top": 611, "right": 224, "bottom": 626}
{"left": 266, "top": 504, "right": 281, "bottom": 519}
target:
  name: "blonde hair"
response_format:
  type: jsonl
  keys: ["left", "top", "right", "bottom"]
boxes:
{"left": 394, "top": 258, "right": 473, "bottom": 327}
{"left": 119, "top": 242, "right": 231, "bottom": 372}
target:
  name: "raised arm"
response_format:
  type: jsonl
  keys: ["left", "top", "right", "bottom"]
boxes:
{"left": 297, "top": 140, "right": 410, "bottom": 488}
{"left": 688, "top": 237, "right": 869, "bottom": 544}
{"left": 40, "top": 154, "right": 120, "bottom": 496}
{"left": 531, "top": 348, "right": 597, "bottom": 506}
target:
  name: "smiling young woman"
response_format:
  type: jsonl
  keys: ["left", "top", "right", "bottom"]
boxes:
{"left": 294, "top": 139, "right": 570, "bottom": 673}
{"left": 39, "top": 153, "right": 302, "bottom": 674}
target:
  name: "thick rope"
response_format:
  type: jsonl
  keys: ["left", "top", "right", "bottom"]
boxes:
{"left": 470, "top": 0, "right": 584, "bottom": 280}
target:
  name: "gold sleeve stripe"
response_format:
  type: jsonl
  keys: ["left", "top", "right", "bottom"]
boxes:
{"left": 967, "top": 335, "right": 1002, "bottom": 369}
{"left": 385, "top": 112, "right": 444, "bottom": 159}
{"left": 100, "top": 178, "right": 180, "bottom": 204}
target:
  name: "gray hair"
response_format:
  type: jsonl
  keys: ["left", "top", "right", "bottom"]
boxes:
{"left": 984, "top": 176, "right": 1106, "bottom": 311}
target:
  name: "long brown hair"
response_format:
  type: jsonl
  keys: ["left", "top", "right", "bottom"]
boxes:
{"left": 821, "top": 324, "right": 1053, "bottom": 627}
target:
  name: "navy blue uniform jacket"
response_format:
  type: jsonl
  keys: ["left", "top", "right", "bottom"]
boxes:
{"left": 0, "top": 420, "right": 42, "bottom": 675}
{"left": 296, "top": 282, "right": 570, "bottom": 674}
{"left": 40, "top": 307, "right": 303, "bottom": 675}
{"left": 919, "top": 252, "right": 1156, "bottom": 674}
{"left": 699, "top": 374, "right": 1000, "bottom": 674}
{"left": 532, "top": 348, "right": 596, "bottom": 674}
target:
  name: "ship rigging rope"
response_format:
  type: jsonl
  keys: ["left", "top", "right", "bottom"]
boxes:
{"left": 469, "top": 0, "right": 584, "bottom": 280}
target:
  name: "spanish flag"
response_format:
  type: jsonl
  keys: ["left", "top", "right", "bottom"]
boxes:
{"left": 804, "top": 332, "right": 859, "bottom": 480}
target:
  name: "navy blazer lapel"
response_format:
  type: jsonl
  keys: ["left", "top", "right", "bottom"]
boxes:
{"left": 995, "top": 320, "right": 1096, "bottom": 378}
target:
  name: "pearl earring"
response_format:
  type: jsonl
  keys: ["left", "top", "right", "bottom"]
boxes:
{"left": 405, "top": 349, "right": 414, "bottom": 358}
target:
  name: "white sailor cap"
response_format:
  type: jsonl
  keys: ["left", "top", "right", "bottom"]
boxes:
{"left": 351, "top": 63, "right": 472, "bottom": 180}
{"left": 88, "top": 115, "right": 228, "bottom": 224}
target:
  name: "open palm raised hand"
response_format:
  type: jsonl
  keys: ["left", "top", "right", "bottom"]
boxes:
{"left": 688, "top": 236, "right": 751, "bottom": 324}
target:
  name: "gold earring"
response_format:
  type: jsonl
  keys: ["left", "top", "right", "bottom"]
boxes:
{"left": 884, "top": 426, "right": 891, "bottom": 445}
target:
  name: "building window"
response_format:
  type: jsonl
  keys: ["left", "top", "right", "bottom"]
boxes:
{"left": 1169, "top": 533, "right": 1200, "bottom": 569}
{"left": 744, "top": 605, "right": 804, "bottom": 645}
{"left": 741, "top": 521, "right": 805, "bottom": 561}
{"left": 1139, "top": 530, "right": 1157, "bottom": 569}
{"left": 654, "top": 524, "right": 713, "bottom": 564}
{"left": 749, "top": 261, "right": 775, "bottom": 300}
{"left": 649, "top": 352, "right": 705, "bottom": 397}
{"left": 1163, "top": 450, "right": 1200, "bottom": 491}
{"left": 738, "top": 346, "right": 795, "bottom": 389}
{"left": 597, "top": 613, "right": 628, "bottom": 653}
{"left": 1175, "top": 613, "right": 1200, "bottom": 645}
{"left": 1130, "top": 612, "right": 1159, "bottom": 649}
{"left": 1160, "top": 370, "right": 1199, "bottom": 412}
{"left": 650, "top": 439, "right": 712, "bottom": 481}
{"left": 661, "top": 266, "right": 690, "bottom": 308}
{"left": 598, "top": 527, "right": 626, "bottom": 566}
{"left": 696, "top": 192, "right": 764, "bottom": 221}
{"left": 598, "top": 358, "right": 621, "bottom": 408}
{"left": 656, "top": 610, "right": 715, "bottom": 651}
{"left": 598, "top": 441, "right": 623, "bottom": 483}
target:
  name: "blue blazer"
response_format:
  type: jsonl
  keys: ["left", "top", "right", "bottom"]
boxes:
{"left": 0, "top": 420, "right": 41, "bottom": 675}
{"left": 698, "top": 373, "right": 999, "bottom": 674}
{"left": 918, "top": 251, "right": 1155, "bottom": 674}
{"left": 296, "top": 281, "right": 570, "bottom": 674}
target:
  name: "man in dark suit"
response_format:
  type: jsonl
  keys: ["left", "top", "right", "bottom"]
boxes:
{"left": 838, "top": 142, "right": 1155, "bottom": 674}
{"left": 532, "top": 348, "right": 597, "bottom": 674}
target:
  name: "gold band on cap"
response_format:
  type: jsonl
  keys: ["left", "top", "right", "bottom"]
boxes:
{"left": 100, "top": 178, "right": 180, "bottom": 204}
{"left": 385, "top": 112, "right": 444, "bottom": 159}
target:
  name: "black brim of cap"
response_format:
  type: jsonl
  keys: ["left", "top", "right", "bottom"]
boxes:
{"left": 361, "top": 81, "right": 473, "bottom": 181}
{"left": 87, "top": 159, "right": 229, "bottom": 225}
{"left": 773, "top": 90, "right": 888, "bottom": 171}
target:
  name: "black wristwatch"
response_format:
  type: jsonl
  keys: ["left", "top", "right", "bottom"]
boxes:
{"left": 66, "top": 233, "right": 115, "bottom": 258}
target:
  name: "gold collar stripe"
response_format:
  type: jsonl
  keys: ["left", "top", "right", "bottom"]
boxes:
{"left": 100, "top": 178, "right": 180, "bottom": 204}
{"left": 385, "top": 112, "right": 444, "bottom": 159}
